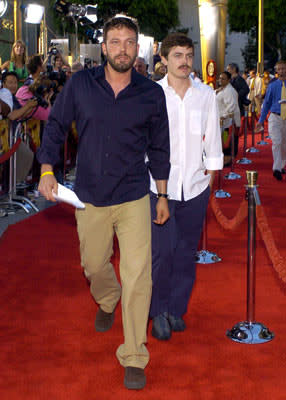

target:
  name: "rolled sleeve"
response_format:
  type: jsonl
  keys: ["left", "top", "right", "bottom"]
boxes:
{"left": 37, "top": 77, "right": 75, "bottom": 166}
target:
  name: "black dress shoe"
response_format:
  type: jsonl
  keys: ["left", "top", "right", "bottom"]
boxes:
{"left": 124, "top": 367, "right": 146, "bottom": 390}
{"left": 95, "top": 307, "right": 115, "bottom": 332}
{"left": 152, "top": 312, "right": 171, "bottom": 340}
{"left": 168, "top": 314, "right": 186, "bottom": 332}
{"left": 273, "top": 170, "right": 283, "bottom": 181}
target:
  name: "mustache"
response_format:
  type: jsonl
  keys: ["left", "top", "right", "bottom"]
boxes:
{"left": 116, "top": 54, "right": 129, "bottom": 58}
{"left": 178, "top": 65, "right": 191, "bottom": 69}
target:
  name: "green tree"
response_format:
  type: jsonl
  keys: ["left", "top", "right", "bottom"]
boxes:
{"left": 228, "top": 0, "right": 286, "bottom": 60}
{"left": 51, "top": 0, "right": 179, "bottom": 41}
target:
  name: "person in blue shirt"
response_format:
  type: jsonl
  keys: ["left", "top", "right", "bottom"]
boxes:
{"left": 256, "top": 60, "right": 286, "bottom": 181}
{"left": 37, "top": 16, "right": 170, "bottom": 390}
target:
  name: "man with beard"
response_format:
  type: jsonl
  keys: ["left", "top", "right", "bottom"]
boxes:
{"left": 37, "top": 16, "right": 170, "bottom": 390}
{"left": 149, "top": 33, "right": 223, "bottom": 341}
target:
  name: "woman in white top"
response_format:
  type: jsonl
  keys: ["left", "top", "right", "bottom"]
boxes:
{"left": 216, "top": 71, "right": 241, "bottom": 163}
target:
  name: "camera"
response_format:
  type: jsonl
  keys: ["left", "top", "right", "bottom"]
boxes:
{"left": 33, "top": 85, "right": 50, "bottom": 108}
{"left": 48, "top": 47, "right": 59, "bottom": 56}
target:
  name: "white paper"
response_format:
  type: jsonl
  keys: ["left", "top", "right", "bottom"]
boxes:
{"left": 52, "top": 183, "right": 85, "bottom": 209}
{"left": 278, "top": 100, "right": 286, "bottom": 104}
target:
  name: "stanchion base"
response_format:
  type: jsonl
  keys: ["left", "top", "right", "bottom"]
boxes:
{"left": 257, "top": 140, "right": 269, "bottom": 145}
{"left": 246, "top": 147, "right": 260, "bottom": 153}
{"left": 226, "top": 321, "right": 274, "bottom": 344}
{"left": 215, "top": 189, "right": 231, "bottom": 198}
{"left": 224, "top": 172, "right": 241, "bottom": 180}
{"left": 195, "top": 250, "right": 222, "bottom": 264}
{"left": 237, "top": 157, "right": 252, "bottom": 164}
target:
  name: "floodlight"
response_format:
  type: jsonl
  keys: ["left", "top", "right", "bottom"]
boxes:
{"left": 24, "top": 3, "right": 45, "bottom": 24}
{"left": 54, "top": 1, "right": 97, "bottom": 24}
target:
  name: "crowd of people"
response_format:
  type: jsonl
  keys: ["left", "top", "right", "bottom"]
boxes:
{"left": 1, "top": 14, "right": 286, "bottom": 392}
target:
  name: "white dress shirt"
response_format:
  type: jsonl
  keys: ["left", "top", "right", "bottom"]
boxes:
{"left": 216, "top": 83, "right": 241, "bottom": 129}
{"left": 150, "top": 75, "right": 223, "bottom": 201}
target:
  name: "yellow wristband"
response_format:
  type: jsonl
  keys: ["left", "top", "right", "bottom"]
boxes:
{"left": 40, "top": 171, "right": 54, "bottom": 178}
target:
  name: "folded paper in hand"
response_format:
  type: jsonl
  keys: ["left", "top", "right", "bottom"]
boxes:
{"left": 52, "top": 183, "right": 85, "bottom": 209}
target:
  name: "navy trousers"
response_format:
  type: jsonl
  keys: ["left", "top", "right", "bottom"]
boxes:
{"left": 149, "top": 186, "right": 210, "bottom": 318}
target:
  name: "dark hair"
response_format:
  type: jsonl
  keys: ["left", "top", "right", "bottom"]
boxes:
{"left": 228, "top": 63, "right": 239, "bottom": 73}
{"left": 2, "top": 71, "right": 19, "bottom": 83}
{"left": 103, "top": 16, "right": 139, "bottom": 42}
{"left": 276, "top": 60, "right": 286, "bottom": 66}
{"left": 160, "top": 33, "right": 193, "bottom": 59}
{"left": 29, "top": 76, "right": 52, "bottom": 95}
{"left": 27, "top": 55, "right": 43, "bottom": 75}
{"left": 221, "top": 71, "right": 231, "bottom": 80}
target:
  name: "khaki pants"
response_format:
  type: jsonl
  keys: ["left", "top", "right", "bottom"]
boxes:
{"left": 75, "top": 194, "right": 152, "bottom": 369}
{"left": 268, "top": 113, "right": 286, "bottom": 171}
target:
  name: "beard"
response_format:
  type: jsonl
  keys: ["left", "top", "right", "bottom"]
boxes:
{"left": 106, "top": 52, "right": 137, "bottom": 73}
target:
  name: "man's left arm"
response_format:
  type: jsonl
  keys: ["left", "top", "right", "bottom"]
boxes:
{"left": 147, "top": 86, "right": 171, "bottom": 225}
{"left": 204, "top": 91, "right": 224, "bottom": 189}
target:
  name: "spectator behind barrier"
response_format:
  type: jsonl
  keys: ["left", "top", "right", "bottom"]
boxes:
{"left": 2, "top": 72, "right": 37, "bottom": 121}
{"left": 24, "top": 55, "right": 45, "bottom": 86}
{"left": 16, "top": 76, "right": 53, "bottom": 121}
{"left": 0, "top": 40, "right": 28, "bottom": 88}
{"left": 1, "top": 71, "right": 36, "bottom": 183}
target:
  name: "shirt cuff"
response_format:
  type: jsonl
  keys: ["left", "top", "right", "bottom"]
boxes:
{"left": 204, "top": 154, "right": 224, "bottom": 171}
{"left": 149, "top": 163, "right": 170, "bottom": 180}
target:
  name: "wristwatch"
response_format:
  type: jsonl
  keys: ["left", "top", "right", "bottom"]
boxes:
{"left": 157, "top": 193, "right": 169, "bottom": 199}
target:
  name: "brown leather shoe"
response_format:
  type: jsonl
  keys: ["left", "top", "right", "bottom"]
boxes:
{"left": 95, "top": 307, "right": 115, "bottom": 332}
{"left": 124, "top": 367, "right": 146, "bottom": 390}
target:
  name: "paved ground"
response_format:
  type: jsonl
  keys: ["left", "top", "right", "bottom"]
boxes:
{"left": 0, "top": 191, "right": 54, "bottom": 237}
{"left": 0, "top": 173, "right": 75, "bottom": 237}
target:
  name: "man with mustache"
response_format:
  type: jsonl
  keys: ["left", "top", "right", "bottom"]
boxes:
{"left": 37, "top": 16, "right": 170, "bottom": 389}
{"left": 149, "top": 33, "right": 223, "bottom": 340}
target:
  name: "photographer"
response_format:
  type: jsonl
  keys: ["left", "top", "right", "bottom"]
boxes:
{"left": 24, "top": 55, "right": 45, "bottom": 86}
{"left": 16, "top": 76, "right": 53, "bottom": 121}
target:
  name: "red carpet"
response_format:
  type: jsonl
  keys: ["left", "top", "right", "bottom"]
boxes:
{"left": 1, "top": 131, "right": 286, "bottom": 400}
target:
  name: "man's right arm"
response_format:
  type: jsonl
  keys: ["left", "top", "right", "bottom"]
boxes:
{"left": 255, "top": 84, "right": 273, "bottom": 131}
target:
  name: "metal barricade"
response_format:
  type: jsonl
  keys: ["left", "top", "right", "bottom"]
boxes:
{"left": 0, "top": 121, "right": 39, "bottom": 213}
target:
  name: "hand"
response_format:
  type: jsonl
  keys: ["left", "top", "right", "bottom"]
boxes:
{"left": 26, "top": 98, "right": 38, "bottom": 109}
{"left": 38, "top": 174, "right": 58, "bottom": 202}
{"left": 44, "top": 91, "right": 54, "bottom": 107}
{"left": 254, "top": 122, "right": 263, "bottom": 133}
{"left": 153, "top": 197, "right": 170, "bottom": 225}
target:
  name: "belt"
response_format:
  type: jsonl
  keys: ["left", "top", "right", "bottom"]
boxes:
{"left": 272, "top": 112, "right": 281, "bottom": 116}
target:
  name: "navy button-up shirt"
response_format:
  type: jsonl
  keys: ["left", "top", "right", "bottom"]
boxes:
{"left": 37, "top": 65, "right": 170, "bottom": 206}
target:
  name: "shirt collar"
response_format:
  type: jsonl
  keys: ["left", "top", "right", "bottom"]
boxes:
{"left": 160, "top": 73, "right": 200, "bottom": 92}
{"left": 91, "top": 61, "right": 146, "bottom": 87}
